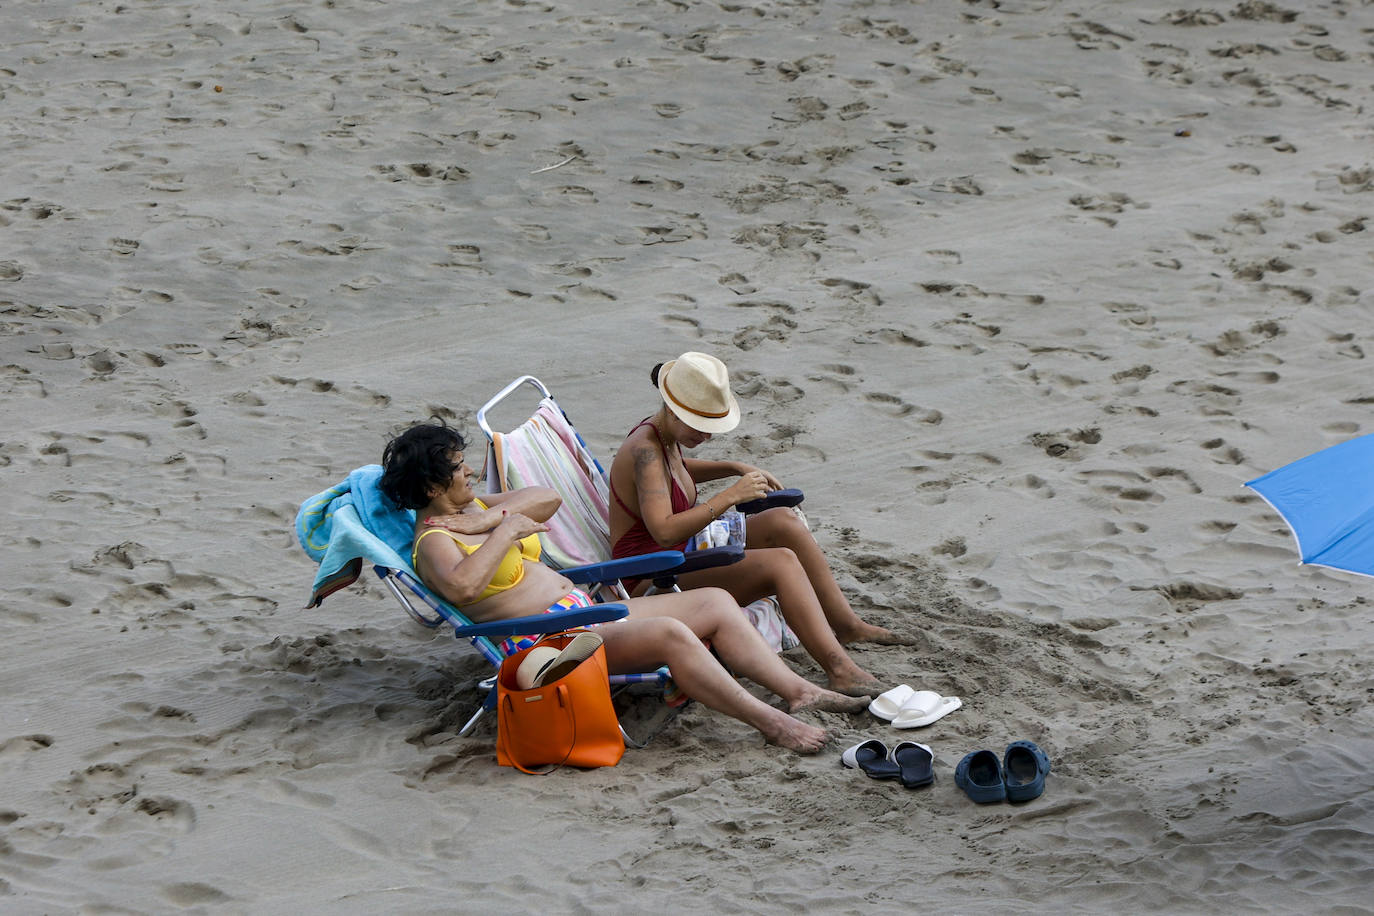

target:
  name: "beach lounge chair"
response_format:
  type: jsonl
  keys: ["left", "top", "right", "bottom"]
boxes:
{"left": 294, "top": 466, "right": 691, "bottom": 743}
{"left": 475, "top": 375, "right": 801, "bottom": 651}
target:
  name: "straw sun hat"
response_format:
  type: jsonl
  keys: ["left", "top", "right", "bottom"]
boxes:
{"left": 657, "top": 351, "right": 741, "bottom": 434}
{"left": 515, "top": 646, "right": 562, "bottom": 690}
{"left": 514, "top": 632, "right": 606, "bottom": 689}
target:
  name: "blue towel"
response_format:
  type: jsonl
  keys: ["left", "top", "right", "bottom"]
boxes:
{"left": 296, "top": 465, "right": 416, "bottom": 607}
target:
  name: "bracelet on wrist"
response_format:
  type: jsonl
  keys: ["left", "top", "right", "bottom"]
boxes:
{"left": 705, "top": 499, "right": 718, "bottom": 520}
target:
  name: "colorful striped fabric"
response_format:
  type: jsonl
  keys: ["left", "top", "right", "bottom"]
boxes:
{"left": 490, "top": 399, "right": 612, "bottom": 570}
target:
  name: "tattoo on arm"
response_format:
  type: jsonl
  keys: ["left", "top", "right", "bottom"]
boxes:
{"left": 632, "top": 444, "right": 669, "bottom": 498}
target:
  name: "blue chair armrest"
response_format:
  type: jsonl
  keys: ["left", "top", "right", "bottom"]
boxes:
{"left": 675, "top": 545, "right": 744, "bottom": 573}
{"left": 736, "top": 487, "right": 804, "bottom": 515}
{"left": 650, "top": 545, "right": 745, "bottom": 590}
{"left": 450, "top": 602, "right": 628, "bottom": 638}
{"left": 562, "top": 551, "right": 685, "bottom": 584}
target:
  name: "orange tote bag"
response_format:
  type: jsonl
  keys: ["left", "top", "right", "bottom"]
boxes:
{"left": 495, "top": 631, "right": 625, "bottom": 774}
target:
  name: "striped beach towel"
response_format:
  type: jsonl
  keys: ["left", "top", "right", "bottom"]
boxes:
{"left": 488, "top": 398, "right": 611, "bottom": 570}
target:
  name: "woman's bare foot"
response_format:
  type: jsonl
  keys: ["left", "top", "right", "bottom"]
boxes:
{"left": 824, "top": 678, "right": 879, "bottom": 697}
{"left": 759, "top": 713, "right": 829, "bottom": 753}
{"left": 789, "top": 687, "right": 872, "bottom": 714}
{"left": 836, "top": 621, "right": 919, "bottom": 646}
{"left": 827, "top": 671, "right": 885, "bottom": 698}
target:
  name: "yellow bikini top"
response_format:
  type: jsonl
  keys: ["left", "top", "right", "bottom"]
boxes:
{"left": 412, "top": 499, "right": 542, "bottom": 603}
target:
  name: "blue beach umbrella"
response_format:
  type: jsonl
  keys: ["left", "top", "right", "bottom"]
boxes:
{"left": 1246, "top": 433, "right": 1374, "bottom": 578}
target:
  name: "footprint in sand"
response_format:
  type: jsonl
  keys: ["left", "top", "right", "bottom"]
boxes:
{"left": 718, "top": 272, "right": 758, "bottom": 295}
{"left": 1030, "top": 427, "right": 1101, "bottom": 460}
{"left": 1008, "top": 474, "right": 1056, "bottom": 500}
{"left": 1065, "top": 20, "right": 1136, "bottom": 50}
{"left": 731, "top": 222, "right": 826, "bottom": 257}
{"left": 1203, "top": 320, "right": 1283, "bottom": 356}
{"left": 84, "top": 349, "right": 119, "bottom": 376}
{"left": 373, "top": 163, "right": 470, "bottom": 183}
{"left": 0, "top": 367, "right": 44, "bottom": 400}
{"left": 1143, "top": 466, "right": 1203, "bottom": 494}
{"left": 927, "top": 175, "right": 984, "bottom": 196}
{"left": 1152, "top": 582, "right": 1244, "bottom": 614}
{"left": 908, "top": 475, "right": 963, "bottom": 506}
{"left": 133, "top": 796, "right": 197, "bottom": 832}
{"left": 127, "top": 351, "right": 166, "bottom": 368}
{"left": 659, "top": 312, "right": 703, "bottom": 336}
{"left": 338, "top": 275, "right": 382, "bottom": 292}
{"left": 5, "top": 584, "right": 69, "bottom": 622}
{"left": 820, "top": 277, "right": 881, "bottom": 306}
{"left": 1076, "top": 469, "right": 1164, "bottom": 505}
{"left": 1167, "top": 379, "right": 1242, "bottom": 415}
{"left": 1214, "top": 369, "right": 1281, "bottom": 385}
{"left": 628, "top": 220, "right": 702, "bottom": 245}
{"left": 732, "top": 373, "right": 804, "bottom": 406}
{"left": 267, "top": 375, "right": 391, "bottom": 407}
{"left": 923, "top": 282, "right": 1043, "bottom": 307}
{"left": 864, "top": 391, "right": 942, "bottom": 424}
{"left": 0, "top": 734, "right": 54, "bottom": 756}
{"left": 1069, "top": 191, "right": 1139, "bottom": 215}
{"left": 1201, "top": 438, "right": 1246, "bottom": 465}
{"left": 628, "top": 174, "right": 684, "bottom": 192}
{"left": 729, "top": 300, "right": 798, "bottom": 351}
{"left": 932, "top": 536, "right": 967, "bottom": 558}
{"left": 1229, "top": 256, "right": 1294, "bottom": 281}
{"left": 1197, "top": 520, "right": 1239, "bottom": 535}
{"left": 161, "top": 883, "right": 232, "bottom": 906}
{"left": 563, "top": 284, "right": 618, "bottom": 303}
{"left": 807, "top": 363, "right": 857, "bottom": 394}
{"left": 1111, "top": 364, "right": 1155, "bottom": 385}
{"left": 1012, "top": 148, "right": 1055, "bottom": 174}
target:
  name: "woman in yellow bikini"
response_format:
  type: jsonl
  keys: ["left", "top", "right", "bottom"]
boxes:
{"left": 379, "top": 421, "right": 870, "bottom": 754}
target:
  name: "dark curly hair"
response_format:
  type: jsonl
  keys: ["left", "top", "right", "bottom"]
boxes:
{"left": 379, "top": 422, "right": 467, "bottom": 510}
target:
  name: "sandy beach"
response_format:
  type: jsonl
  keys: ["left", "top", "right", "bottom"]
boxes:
{"left": 3, "top": 0, "right": 1373, "bottom": 911}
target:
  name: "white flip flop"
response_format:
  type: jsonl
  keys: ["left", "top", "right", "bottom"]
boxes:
{"left": 891, "top": 690, "right": 962, "bottom": 729}
{"left": 867, "top": 684, "right": 915, "bottom": 721}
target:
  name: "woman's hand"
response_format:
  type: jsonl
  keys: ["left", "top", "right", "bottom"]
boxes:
{"left": 493, "top": 511, "right": 549, "bottom": 540}
{"left": 722, "top": 469, "right": 772, "bottom": 506}
{"left": 424, "top": 507, "right": 503, "bottom": 534}
{"left": 736, "top": 464, "right": 783, "bottom": 491}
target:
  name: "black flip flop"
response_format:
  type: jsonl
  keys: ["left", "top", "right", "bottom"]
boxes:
{"left": 892, "top": 741, "right": 934, "bottom": 789}
{"left": 841, "top": 739, "right": 900, "bottom": 780}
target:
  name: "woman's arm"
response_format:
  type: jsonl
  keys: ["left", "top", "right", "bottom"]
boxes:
{"left": 417, "top": 513, "right": 549, "bottom": 607}
{"left": 685, "top": 457, "right": 783, "bottom": 490}
{"left": 633, "top": 443, "right": 772, "bottom": 547}
{"left": 426, "top": 486, "right": 562, "bottom": 532}
{"left": 471, "top": 486, "right": 561, "bottom": 522}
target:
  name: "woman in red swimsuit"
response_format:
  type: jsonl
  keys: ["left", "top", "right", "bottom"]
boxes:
{"left": 609, "top": 352, "right": 912, "bottom": 697}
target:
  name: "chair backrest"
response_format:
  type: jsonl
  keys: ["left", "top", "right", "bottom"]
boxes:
{"left": 477, "top": 377, "right": 613, "bottom": 570}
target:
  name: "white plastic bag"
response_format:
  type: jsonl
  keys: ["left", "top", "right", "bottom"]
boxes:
{"left": 691, "top": 507, "right": 745, "bottom": 551}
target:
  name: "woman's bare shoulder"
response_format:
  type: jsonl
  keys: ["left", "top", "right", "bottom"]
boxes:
{"left": 612, "top": 426, "right": 654, "bottom": 463}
